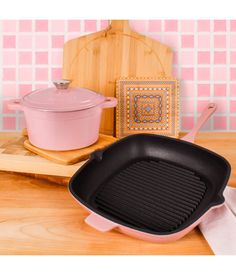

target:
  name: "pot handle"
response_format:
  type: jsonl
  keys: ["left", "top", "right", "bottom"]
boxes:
{"left": 85, "top": 212, "right": 118, "bottom": 232}
{"left": 101, "top": 97, "right": 117, "bottom": 109}
{"left": 7, "top": 99, "right": 23, "bottom": 111}
{"left": 182, "top": 103, "right": 217, "bottom": 143}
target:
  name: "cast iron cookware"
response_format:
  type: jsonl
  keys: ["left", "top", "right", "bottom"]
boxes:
{"left": 69, "top": 103, "right": 231, "bottom": 242}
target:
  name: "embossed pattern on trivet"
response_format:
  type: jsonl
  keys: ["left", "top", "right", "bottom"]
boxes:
{"left": 116, "top": 77, "right": 179, "bottom": 138}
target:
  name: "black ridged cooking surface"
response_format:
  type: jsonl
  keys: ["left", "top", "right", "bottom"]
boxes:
{"left": 92, "top": 160, "right": 207, "bottom": 233}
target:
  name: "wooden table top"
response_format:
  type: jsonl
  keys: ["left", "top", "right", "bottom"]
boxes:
{"left": 0, "top": 132, "right": 235, "bottom": 255}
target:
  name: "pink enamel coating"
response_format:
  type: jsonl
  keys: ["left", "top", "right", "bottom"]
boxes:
{"left": 183, "top": 103, "right": 217, "bottom": 142}
{"left": 84, "top": 103, "right": 221, "bottom": 243}
{"left": 7, "top": 92, "right": 117, "bottom": 151}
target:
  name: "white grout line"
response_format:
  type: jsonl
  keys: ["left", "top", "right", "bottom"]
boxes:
{"left": 209, "top": 20, "right": 214, "bottom": 131}
{"left": 15, "top": 20, "right": 20, "bottom": 131}
{"left": 226, "top": 20, "right": 230, "bottom": 131}
{"left": 193, "top": 20, "right": 198, "bottom": 130}
{"left": 0, "top": 20, "right": 2, "bottom": 131}
{"left": 177, "top": 20, "right": 183, "bottom": 129}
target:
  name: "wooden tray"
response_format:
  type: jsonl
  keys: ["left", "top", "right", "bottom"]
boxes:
{"left": 24, "top": 134, "right": 117, "bottom": 165}
{"left": 0, "top": 132, "right": 85, "bottom": 177}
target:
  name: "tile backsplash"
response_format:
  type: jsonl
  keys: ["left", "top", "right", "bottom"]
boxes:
{"left": 1, "top": 20, "right": 236, "bottom": 131}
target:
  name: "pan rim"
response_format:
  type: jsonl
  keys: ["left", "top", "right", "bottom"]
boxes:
{"left": 68, "top": 133, "right": 231, "bottom": 236}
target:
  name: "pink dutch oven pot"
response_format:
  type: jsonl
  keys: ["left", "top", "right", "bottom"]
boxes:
{"left": 7, "top": 80, "right": 117, "bottom": 151}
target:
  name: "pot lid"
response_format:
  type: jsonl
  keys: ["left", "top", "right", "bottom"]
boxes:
{"left": 22, "top": 80, "right": 106, "bottom": 112}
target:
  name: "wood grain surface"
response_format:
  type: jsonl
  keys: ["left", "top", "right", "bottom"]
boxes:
{"left": 24, "top": 134, "right": 117, "bottom": 165}
{"left": 63, "top": 20, "right": 173, "bottom": 136}
{"left": 0, "top": 132, "right": 235, "bottom": 255}
{"left": 0, "top": 132, "right": 86, "bottom": 177}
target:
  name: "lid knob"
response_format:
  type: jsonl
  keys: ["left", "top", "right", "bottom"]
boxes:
{"left": 53, "top": 80, "right": 71, "bottom": 90}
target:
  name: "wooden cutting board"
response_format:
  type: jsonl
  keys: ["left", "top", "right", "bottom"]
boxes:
{"left": 63, "top": 20, "right": 173, "bottom": 136}
{"left": 0, "top": 132, "right": 84, "bottom": 177}
{"left": 24, "top": 134, "right": 117, "bottom": 165}
{"left": 0, "top": 130, "right": 115, "bottom": 177}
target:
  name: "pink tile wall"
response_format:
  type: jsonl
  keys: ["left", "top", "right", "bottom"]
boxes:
{"left": 1, "top": 20, "right": 236, "bottom": 131}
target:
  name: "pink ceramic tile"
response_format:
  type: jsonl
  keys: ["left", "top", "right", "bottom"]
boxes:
{"left": 19, "top": 20, "right": 32, "bottom": 32}
{"left": 230, "top": 117, "right": 236, "bottom": 130}
{"left": 230, "top": 84, "right": 236, "bottom": 96}
{"left": 149, "top": 35, "right": 162, "bottom": 42}
{"left": 164, "top": 20, "right": 178, "bottom": 32}
{"left": 35, "top": 52, "right": 48, "bottom": 64}
{"left": 181, "top": 116, "right": 194, "bottom": 130}
{"left": 173, "top": 51, "right": 178, "bottom": 65}
{"left": 2, "top": 84, "right": 17, "bottom": 97}
{"left": 101, "top": 20, "right": 109, "bottom": 29}
{"left": 198, "top": 51, "right": 210, "bottom": 64}
{"left": 214, "top": 35, "right": 226, "bottom": 48}
{"left": 19, "top": 84, "right": 32, "bottom": 97}
{"left": 51, "top": 68, "right": 62, "bottom": 79}
{"left": 3, "top": 100, "right": 16, "bottom": 114}
{"left": 230, "top": 35, "right": 236, "bottom": 48}
{"left": 18, "top": 35, "right": 32, "bottom": 48}
{"left": 172, "top": 67, "right": 179, "bottom": 78}
{"left": 131, "top": 20, "right": 147, "bottom": 33}
{"left": 2, "top": 20, "right": 17, "bottom": 32}
{"left": 214, "top": 20, "right": 226, "bottom": 32}
{"left": 19, "top": 52, "right": 32, "bottom": 65}
{"left": 51, "top": 20, "right": 65, "bottom": 32}
{"left": 3, "top": 117, "right": 16, "bottom": 130}
{"left": 230, "top": 20, "right": 236, "bottom": 32}
{"left": 214, "top": 99, "right": 228, "bottom": 113}
{"left": 230, "top": 52, "right": 236, "bottom": 64}
{"left": 230, "top": 68, "right": 236, "bottom": 80}
{"left": 214, "top": 117, "right": 227, "bottom": 130}
{"left": 197, "top": 20, "right": 210, "bottom": 32}
{"left": 230, "top": 100, "right": 236, "bottom": 112}
{"left": 198, "top": 34, "right": 211, "bottom": 48}
{"left": 51, "top": 35, "right": 64, "bottom": 48}
{"left": 181, "top": 51, "right": 195, "bottom": 65}
{"left": 2, "top": 51, "right": 17, "bottom": 65}
{"left": 35, "top": 68, "right": 49, "bottom": 81}
{"left": 197, "top": 100, "right": 210, "bottom": 113}
{"left": 67, "top": 20, "right": 81, "bottom": 32}
{"left": 3, "top": 35, "right": 16, "bottom": 48}
{"left": 181, "top": 35, "right": 194, "bottom": 48}
{"left": 214, "top": 84, "right": 227, "bottom": 97}
{"left": 19, "top": 68, "right": 33, "bottom": 81}
{"left": 162, "top": 35, "right": 179, "bottom": 48}
{"left": 65, "top": 33, "right": 80, "bottom": 41}
{"left": 181, "top": 99, "right": 195, "bottom": 113}
{"left": 180, "top": 20, "right": 195, "bottom": 32}
{"left": 35, "top": 35, "right": 49, "bottom": 48}
{"left": 214, "top": 67, "right": 227, "bottom": 81}
{"left": 197, "top": 84, "right": 211, "bottom": 97}
{"left": 3, "top": 68, "right": 16, "bottom": 81}
{"left": 197, "top": 67, "right": 210, "bottom": 81}
{"left": 181, "top": 82, "right": 195, "bottom": 97}
{"left": 19, "top": 116, "right": 26, "bottom": 130}
{"left": 148, "top": 20, "right": 162, "bottom": 32}
{"left": 181, "top": 68, "right": 194, "bottom": 81}
{"left": 84, "top": 20, "right": 97, "bottom": 32}
{"left": 35, "top": 20, "right": 48, "bottom": 32}
{"left": 214, "top": 51, "right": 226, "bottom": 64}
{"left": 51, "top": 51, "right": 63, "bottom": 65}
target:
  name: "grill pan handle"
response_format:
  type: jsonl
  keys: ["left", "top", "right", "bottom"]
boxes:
{"left": 182, "top": 103, "right": 217, "bottom": 143}
{"left": 85, "top": 212, "right": 118, "bottom": 232}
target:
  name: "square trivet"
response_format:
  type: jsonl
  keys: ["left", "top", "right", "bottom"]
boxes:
{"left": 116, "top": 77, "right": 179, "bottom": 138}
